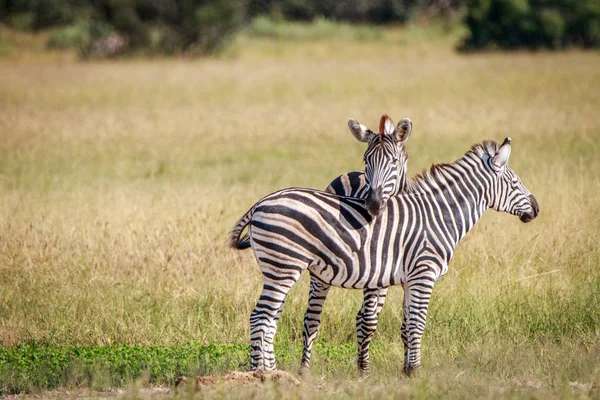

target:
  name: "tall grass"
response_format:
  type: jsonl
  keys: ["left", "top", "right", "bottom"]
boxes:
{"left": 0, "top": 28, "right": 599, "bottom": 397}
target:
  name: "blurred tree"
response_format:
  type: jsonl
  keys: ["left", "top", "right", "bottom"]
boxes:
{"left": 3, "top": 0, "right": 596, "bottom": 54}
{"left": 463, "top": 0, "right": 600, "bottom": 49}
{"left": 7, "top": 0, "right": 245, "bottom": 56}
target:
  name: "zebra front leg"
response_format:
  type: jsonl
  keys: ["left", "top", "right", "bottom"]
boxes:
{"left": 356, "top": 287, "right": 388, "bottom": 373}
{"left": 250, "top": 273, "right": 300, "bottom": 371}
{"left": 401, "top": 274, "right": 436, "bottom": 376}
{"left": 300, "top": 276, "right": 331, "bottom": 371}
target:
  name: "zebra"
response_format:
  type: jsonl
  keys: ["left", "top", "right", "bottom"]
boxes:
{"left": 231, "top": 113, "right": 412, "bottom": 370}
{"left": 302, "top": 115, "right": 412, "bottom": 373}
{"left": 229, "top": 137, "right": 539, "bottom": 374}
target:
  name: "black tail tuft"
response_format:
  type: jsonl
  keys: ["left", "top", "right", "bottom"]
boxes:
{"left": 237, "top": 234, "right": 251, "bottom": 249}
{"left": 229, "top": 209, "right": 253, "bottom": 250}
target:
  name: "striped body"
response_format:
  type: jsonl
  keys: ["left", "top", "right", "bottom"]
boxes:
{"left": 231, "top": 139, "right": 538, "bottom": 373}
{"left": 249, "top": 183, "right": 459, "bottom": 289}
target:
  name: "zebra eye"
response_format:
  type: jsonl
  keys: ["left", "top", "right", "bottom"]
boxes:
{"left": 392, "top": 157, "right": 399, "bottom": 164}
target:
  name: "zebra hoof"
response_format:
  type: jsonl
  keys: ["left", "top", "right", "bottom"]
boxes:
{"left": 357, "top": 362, "right": 370, "bottom": 375}
{"left": 403, "top": 365, "right": 421, "bottom": 377}
{"left": 298, "top": 366, "right": 310, "bottom": 378}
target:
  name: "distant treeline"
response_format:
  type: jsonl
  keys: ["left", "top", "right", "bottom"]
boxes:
{"left": 0, "top": 0, "right": 597, "bottom": 56}
{"left": 463, "top": 0, "right": 600, "bottom": 50}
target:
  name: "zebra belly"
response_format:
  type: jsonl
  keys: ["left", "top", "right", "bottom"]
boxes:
{"left": 308, "top": 258, "right": 403, "bottom": 289}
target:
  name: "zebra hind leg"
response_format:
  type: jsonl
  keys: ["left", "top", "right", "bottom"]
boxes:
{"left": 401, "top": 273, "right": 436, "bottom": 376}
{"left": 356, "top": 288, "right": 388, "bottom": 372}
{"left": 250, "top": 272, "right": 301, "bottom": 371}
{"left": 264, "top": 300, "right": 286, "bottom": 370}
{"left": 300, "top": 276, "right": 331, "bottom": 373}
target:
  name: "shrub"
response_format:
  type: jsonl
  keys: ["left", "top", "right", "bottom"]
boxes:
{"left": 2, "top": 0, "right": 76, "bottom": 30}
{"left": 4, "top": 0, "right": 245, "bottom": 57}
{"left": 462, "top": 0, "right": 600, "bottom": 50}
{"left": 187, "top": 0, "right": 244, "bottom": 54}
{"left": 47, "top": 21, "right": 91, "bottom": 50}
{"left": 538, "top": 8, "right": 566, "bottom": 48}
{"left": 47, "top": 19, "right": 115, "bottom": 57}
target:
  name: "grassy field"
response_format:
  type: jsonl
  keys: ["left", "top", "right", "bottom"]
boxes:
{"left": 0, "top": 23, "right": 599, "bottom": 398}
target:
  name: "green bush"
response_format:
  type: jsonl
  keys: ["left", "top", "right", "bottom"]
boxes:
{"left": 538, "top": 8, "right": 566, "bottom": 48}
{"left": 570, "top": 0, "right": 600, "bottom": 47}
{"left": 188, "top": 0, "right": 243, "bottom": 54}
{"left": 47, "top": 20, "right": 115, "bottom": 56}
{"left": 270, "top": 0, "right": 413, "bottom": 23}
{"left": 7, "top": 13, "right": 36, "bottom": 31}
{"left": 47, "top": 21, "right": 91, "bottom": 50}
{"left": 462, "top": 0, "right": 600, "bottom": 50}
{"left": 2, "top": 0, "right": 76, "bottom": 29}
{"left": 3, "top": 0, "right": 244, "bottom": 57}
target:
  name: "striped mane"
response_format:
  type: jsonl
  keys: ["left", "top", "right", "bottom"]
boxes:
{"left": 406, "top": 140, "right": 499, "bottom": 194}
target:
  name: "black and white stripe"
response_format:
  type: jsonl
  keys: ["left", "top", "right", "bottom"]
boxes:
{"left": 230, "top": 138, "right": 539, "bottom": 374}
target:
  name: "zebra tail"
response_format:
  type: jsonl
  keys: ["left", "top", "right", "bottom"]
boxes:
{"left": 228, "top": 209, "right": 253, "bottom": 250}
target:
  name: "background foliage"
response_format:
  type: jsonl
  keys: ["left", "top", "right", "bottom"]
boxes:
{"left": 1, "top": 0, "right": 598, "bottom": 55}
{"left": 462, "top": 0, "right": 600, "bottom": 50}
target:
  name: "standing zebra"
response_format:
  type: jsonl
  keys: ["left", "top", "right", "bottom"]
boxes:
{"left": 302, "top": 115, "right": 413, "bottom": 372}
{"left": 231, "top": 114, "right": 413, "bottom": 371}
{"left": 230, "top": 137, "right": 539, "bottom": 374}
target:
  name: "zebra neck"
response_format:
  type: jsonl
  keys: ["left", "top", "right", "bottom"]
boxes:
{"left": 405, "top": 155, "right": 491, "bottom": 247}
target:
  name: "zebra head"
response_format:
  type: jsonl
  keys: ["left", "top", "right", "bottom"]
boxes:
{"left": 487, "top": 137, "right": 539, "bottom": 223}
{"left": 348, "top": 114, "right": 412, "bottom": 217}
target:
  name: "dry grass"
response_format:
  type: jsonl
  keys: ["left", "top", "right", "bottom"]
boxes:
{"left": 0, "top": 26, "right": 599, "bottom": 397}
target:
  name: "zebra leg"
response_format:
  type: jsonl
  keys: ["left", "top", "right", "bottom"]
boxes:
{"left": 250, "top": 273, "right": 301, "bottom": 371}
{"left": 264, "top": 300, "right": 286, "bottom": 370}
{"left": 356, "top": 287, "right": 388, "bottom": 372}
{"left": 401, "top": 275, "right": 435, "bottom": 376}
{"left": 300, "top": 276, "right": 331, "bottom": 371}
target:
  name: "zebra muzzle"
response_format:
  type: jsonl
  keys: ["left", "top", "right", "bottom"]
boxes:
{"left": 519, "top": 194, "right": 540, "bottom": 223}
{"left": 366, "top": 187, "right": 386, "bottom": 217}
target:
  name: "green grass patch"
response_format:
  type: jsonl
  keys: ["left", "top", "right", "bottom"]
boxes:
{"left": 245, "top": 16, "right": 384, "bottom": 41}
{"left": 0, "top": 342, "right": 365, "bottom": 395}
{"left": 0, "top": 342, "right": 248, "bottom": 394}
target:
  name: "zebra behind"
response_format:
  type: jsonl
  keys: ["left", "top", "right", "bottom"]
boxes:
{"left": 346, "top": 114, "right": 412, "bottom": 217}
{"left": 333, "top": 115, "right": 412, "bottom": 217}
{"left": 229, "top": 137, "right": 539, "bottom": 374}
{"left": 302, "top": 115, "right": 412, "bottom": 372}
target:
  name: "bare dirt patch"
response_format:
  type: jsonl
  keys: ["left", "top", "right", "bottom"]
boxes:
{"left": 178, "top": 370, "right": 301, "bottom": 389}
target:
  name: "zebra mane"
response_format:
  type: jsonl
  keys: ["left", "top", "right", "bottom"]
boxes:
{"left": 406, "top": 140, "right": 499, "bottom": 194}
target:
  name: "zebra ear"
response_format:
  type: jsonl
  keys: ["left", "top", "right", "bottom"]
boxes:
{"left": 491, "top": 137, "right": 512, "bottom": 169}
{"left": 348, "top": 119, "right": 374, "bottom": 143}
{"left": 380, "top": 114, "right": 395, "bottom": 136}
{"left": 395, "top": 118, "right": 412, "bottom": 143}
